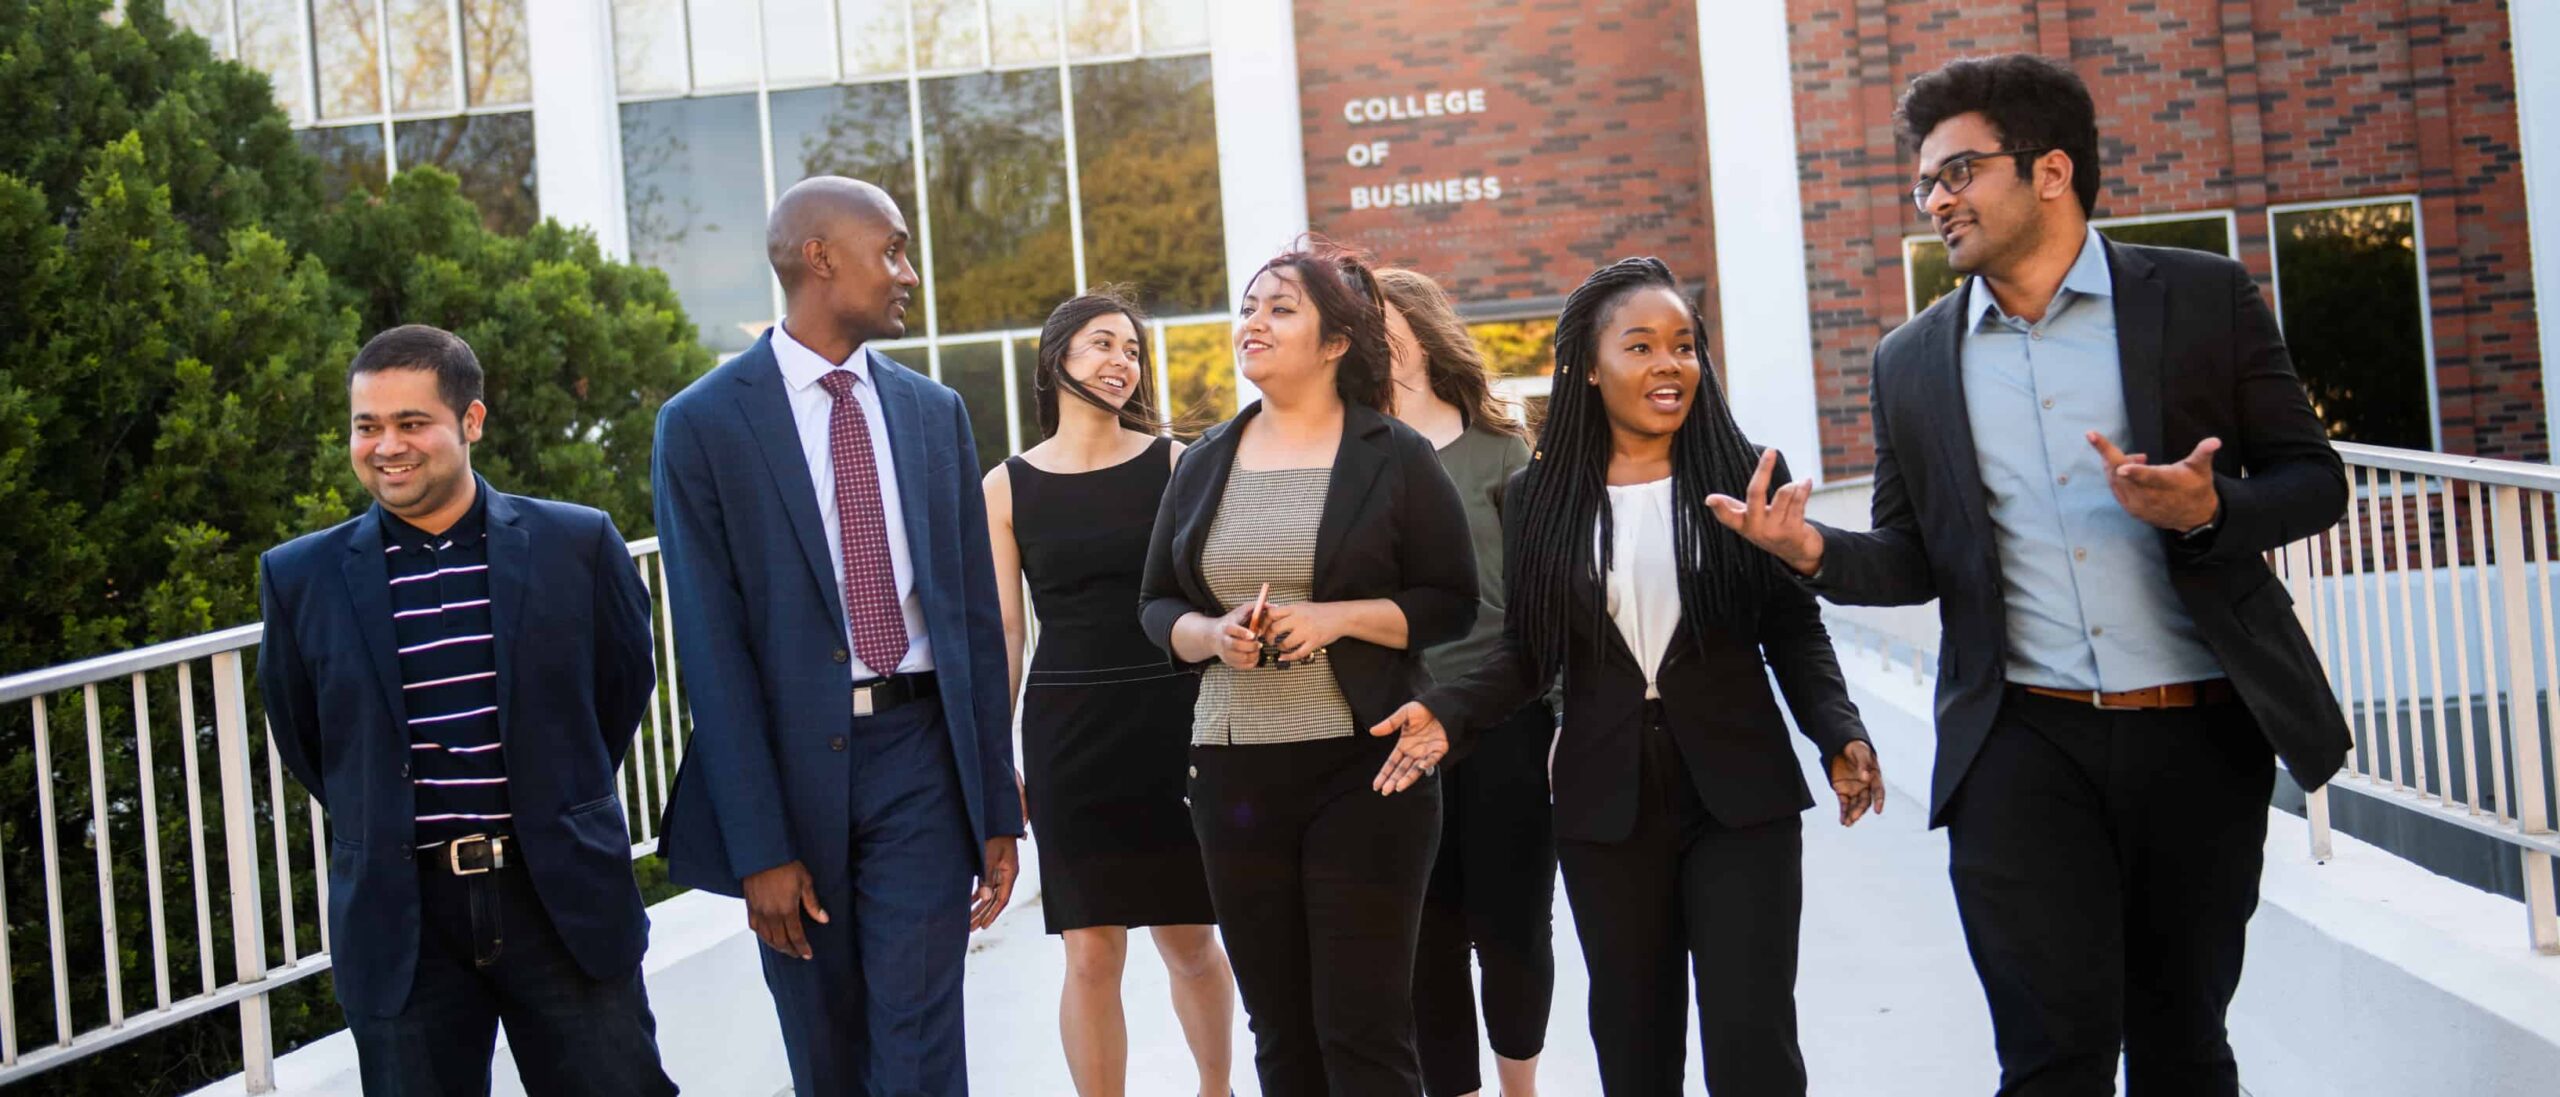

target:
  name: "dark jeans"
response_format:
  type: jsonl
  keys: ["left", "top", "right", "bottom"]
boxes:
{"left": 1948, "top": 690, "right": 2274, "bottom": 1097}
{"left": 1190, "top": 733, "right": 1443, "bottom": 1097}
{"left": 347, "top": 857, "right": 675, "bottom": 1097}
{"left": 1415, "top": 700, "right": 1558, "bottom": 1097}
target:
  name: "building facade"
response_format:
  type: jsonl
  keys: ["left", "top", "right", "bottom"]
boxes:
{"left": 159, "top": 0, "right": 2559, "bottom": 479}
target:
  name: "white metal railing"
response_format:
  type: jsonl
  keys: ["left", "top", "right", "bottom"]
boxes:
{"left": 0, "top": 540, "right": 686, "bottom": 1092}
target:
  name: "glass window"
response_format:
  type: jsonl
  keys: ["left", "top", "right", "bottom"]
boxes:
{"left": 769, "top": 81, "right": 924, "bottom": 327}
{"left": 922, "top": 70, "right": 1075, "bottom": 335}
{"left": 611, "top": 0, "right": 690, "bottom": 96}
{"left": 622, "top": 94, "right": 774, "bottom": 352}
{"left": 236, "top": 0, "right": 309, "bottom": 120}
{"left": 1162, "top": 320, "right": 1235, "bottom": 428}
{"left": 988, "top": 0, "right": 1062, "bottom": 66}
{"left": 166, "top": 0, "right": 232, "bottom": 58}
{"left": 1904, "top": 237, "right": 1958, "bottom": 317}
{"left": 1903, "top": 214, "right": 2234, "bottom": 316}
{"left": 461, "top": 0, "right": 532, "bottom": 106}
{"left": 2272, "top": 200, "right": 2432, "bottom": 449}
{"left": 1073, "top": 56, "right": 1225, "bottom": 317}
{"left": 1012, "top": 335, "right": 1043, "bottom": 445}
{"left": 1140, "top": 0, "right": 1208, "bottom": 51}
{"left": 939, "top": 341, "right": 1013, "bottom": 474}
{"left": 397, "top": 112, "right": 539, "bottom": 235}
{"left": 313, "top": 0, "right": 385, "bottom": 118}
{"left": 912, "top": 0, "right": 985, "bottom": 71}
{"left": 300, "top": 122, "right": 388, "bottom": 206}
{"left": 386, "top": 0, "right": 458, "bottom": 113}
{"left": 1468, "top": 319, "right": 1556, "bottom": 379}
{"left": 763, "top": 0, "right": 838, "bottom": 86}
{"left": 838, "top": 0, "right": 909, "bottom": 77}
{"left": 1067, "top": 0, "right": 1138, "bottom": 58}
{"left": 687, "top": 0, "right": 761, "bottom": 90}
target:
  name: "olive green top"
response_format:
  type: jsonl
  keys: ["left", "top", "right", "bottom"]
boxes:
{"left": 1421, "top": 423, "right": 1532, "bottom": 688}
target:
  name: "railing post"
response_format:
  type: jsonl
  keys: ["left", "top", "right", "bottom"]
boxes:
{"left": 2486, "top": 486, "right": 2559, "bottom": 953}
{"left": 210, "top": 651, "right": 275, "bottom": 1091}
{"left": 2285, "top": 539, "right": 2337, "bottom": 862}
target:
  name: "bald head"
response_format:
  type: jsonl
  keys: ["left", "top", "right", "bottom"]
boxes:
{"left": 766, "top": 176, "right": 919, "bottom": 347}
{"left": 767, "top": 176, "right": 904, "bottom": 294}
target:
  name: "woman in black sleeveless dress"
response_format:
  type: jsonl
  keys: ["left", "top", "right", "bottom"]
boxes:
{"left": 983, "top": 289, "right": 1234, "bottom": 1097}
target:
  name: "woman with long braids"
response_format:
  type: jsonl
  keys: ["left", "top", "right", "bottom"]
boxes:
{"left": 1371, "top": 257, "right": 1888, "bottom": 1095}
{"left": 1140, "top": 238, "right": 1479, "bottom": 1095}
{"left": 985, "top": 288, "right": 1235, "bottom": 1097}
{"left": 1375, "top": 267, "right": 1554, "bottom": 1097}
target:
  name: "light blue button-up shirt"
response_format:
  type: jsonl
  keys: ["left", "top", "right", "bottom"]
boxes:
{"left": 1960, "top": 228, "right": 2223, "bottom": 691}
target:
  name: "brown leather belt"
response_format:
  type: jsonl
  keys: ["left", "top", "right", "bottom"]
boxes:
{"left": 2022, "top": 679, "right": 2236, "bottom": 710}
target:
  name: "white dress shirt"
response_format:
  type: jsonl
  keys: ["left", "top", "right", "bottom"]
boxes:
{"left": 1601, "top": 477, "right": 1679, "bottom": 700}
{"left": 771, "top": 319, "right": 933, "bottom": 677}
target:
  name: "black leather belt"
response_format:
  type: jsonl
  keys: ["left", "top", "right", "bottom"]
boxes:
{"left": 852, "top": 671, "right": 937, "bottom": 717}
{"left": 419, "top": 833, "right": 513, "bottom": 876}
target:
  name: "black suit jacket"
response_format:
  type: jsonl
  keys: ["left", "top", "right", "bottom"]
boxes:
{"left": 1140, "top": 400, "right": 1479, "bottom": 735}
{"left": 257, "top": 483, "right": 656, "bottom": 1017}
{"left": 1810, "top": 239, "right": 2352, "bottom": 826}
{"left": 1418, "top": 455, "right": 1869, "bottom": 842}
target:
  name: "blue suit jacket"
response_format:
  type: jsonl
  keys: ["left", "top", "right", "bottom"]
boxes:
{"left": 256, "top": 481, "right": 657, "bottom": 1017}
{"left": 652, "top": 332, "right": 1021, "bottom": 897}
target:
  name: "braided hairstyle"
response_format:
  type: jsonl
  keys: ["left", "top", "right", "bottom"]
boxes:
{"left": 1506, "top": 257, "right": 1777, "bottom": 685}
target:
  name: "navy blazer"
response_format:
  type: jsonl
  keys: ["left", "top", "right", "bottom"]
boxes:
{"left": 652, "top": 332, "right": 1021, "bottom": 898}
{"left": 257, "top": 481, "right": 657, "bottom": 1018}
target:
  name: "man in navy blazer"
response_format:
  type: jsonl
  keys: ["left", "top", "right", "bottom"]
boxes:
{"left": 258, "top": 325, "right": 674, "bottom": 1095}
{"left": 653, "top": 176, "right": 1022, "bottom": 1096}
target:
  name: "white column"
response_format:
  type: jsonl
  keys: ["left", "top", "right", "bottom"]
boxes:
{"left": 1698, "top": 0, "right": 1825, "bottom": 480}
{"left": 529, "top": 0, "right": 631, "bottom": 259}
{"left": 2512, "top": 1, "right": 2560, "bottom": 456}
{"left": 1208, "top": 0, "right": 1310, "bottom": 407}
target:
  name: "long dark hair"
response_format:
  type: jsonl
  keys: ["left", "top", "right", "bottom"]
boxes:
{"left": 1033, "top": 286, "right": 1168, "bottom": 438}
{"left": 1376, "top": 268, "right": 1526, "bottom": 438}
{"left": 1246, "top": 236, "right": 1394, "bottom": 411}
{"left": 1506, "top": 257, "right": 1775, "bottom": 684}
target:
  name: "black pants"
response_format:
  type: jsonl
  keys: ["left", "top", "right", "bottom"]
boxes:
{"left": 1557, "top": 706, "right": 1806, "bottom": 1096}
{"left": 1415, "top": 700, "right": 1557, "bottom": 1097}
{"left": 1948, "top": 690, "right": 2275, "bottom": 1097}
{"left": 346, "top": 858, "right": 676, "bottom": 1097}
{"left": 1190, "top": 734, "right": 1443, "bottom": 1097}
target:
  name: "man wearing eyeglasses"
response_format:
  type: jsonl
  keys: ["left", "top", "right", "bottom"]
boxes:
{"left": 1709, "top": 54, "right": 2349, "bottom": 1096}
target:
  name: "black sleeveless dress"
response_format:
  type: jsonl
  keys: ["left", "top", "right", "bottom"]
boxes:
{"left": 1011, "top": 437, "right": 1215, "bottom": 932}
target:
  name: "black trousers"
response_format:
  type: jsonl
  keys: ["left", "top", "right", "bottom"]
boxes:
{"left": 1557, "top": 706, "right": 1806, "bottom": 1097}
{"left": 1948, "top": 690, "right": 2275, "bottom": 1097}
{"left": 1190, "top": 733, "right": 1443, "bottom": 1097}
{"left": 1415, "top": 700, "right": 1558, "bottom": 1097}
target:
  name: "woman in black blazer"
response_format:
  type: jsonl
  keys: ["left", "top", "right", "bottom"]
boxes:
{"left": 1371, "top": 258, "right": 1887, "bottom": 1096}
{"left": 1140, "top": 239, "right": 1477, "bottom": 1096}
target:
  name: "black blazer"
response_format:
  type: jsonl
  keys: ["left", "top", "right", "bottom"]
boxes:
{"left": 257, "top": 484, "right": 656, "bottom": 1017}
{"left": 1418, "top": 455, "right": 1869, "bottom": 842}
{"left": 1140, "top": 400, "right": 1479, "bottom": 735}
{"left": 1810, "top": 239, "right": 2352, "bottom": 826}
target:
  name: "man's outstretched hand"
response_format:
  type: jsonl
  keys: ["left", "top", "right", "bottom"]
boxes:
{"left": 1706, "top": 449, "right": 1826, "bottom": 576}
{"left": 2088, "top": 432, "right": 2221, "bottom": 533}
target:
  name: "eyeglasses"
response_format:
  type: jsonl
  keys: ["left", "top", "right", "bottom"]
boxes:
{"left": 1909, "top": 147, "right": 2056, "bottom": 212}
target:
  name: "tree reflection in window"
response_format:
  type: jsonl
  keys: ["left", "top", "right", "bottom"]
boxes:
{"left": 164, "top": 0, "right": 233, "bottom": 58}
{"left": 397, "top": 113, "right": 539, "bottom": 235}
{"left": 2273, "top": 200, "right": 2431, "bottom": 449}
{"left": 611, "top": 0, "right": 689, "bottom": 96}
{"left": 621, "top": 95, "right": 773, "bottom": 353}
{"left": 1066, "top": 0, "right": 1138, "bottom": 57}
{"left": 922, "top": 70, "right": 1075, "bottom": 335}
{"left": 939, "top": 341, "right": 1013, "bottom": 474}
{"left": 1162, "top": 321, "right": 1235, "bottom": 428}
{"left": 313, "top": 0, "right": 384, "bottom": 118}
{"left": 771, "top": 81, "right": 926, "bottom": 330}
{"left": 1468, "top": 319, "right": 1557, "bottom": 379}
{"left": 840, "top": 0, "right": 910, "bottom": 78}
{"left": 387, "top": 0, "right": 457, "bottom": 112}
{"left": 462, "top": 0, "right": 533, "bottom": 106}
{"left": 236, "top": 0, "right": 310, "bottom": 120}
{"left": 1074, "top": 57, "right": 1225, "bottom": 318}
{"left": 300, "top": 122, "right": 387, "bottom": 206}
{"left": 1013, "top": 335, "right": 1043, "bottom": 445}
{"left": 912, "top": 0, "right": 985, "bottom": 71}
{"left": 988, "top": 0, "right": 1062, "bottom": 65}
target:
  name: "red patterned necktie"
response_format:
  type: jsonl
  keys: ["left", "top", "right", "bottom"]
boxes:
{"left": 817, "top": 369, "right": 909, "bottom": 673}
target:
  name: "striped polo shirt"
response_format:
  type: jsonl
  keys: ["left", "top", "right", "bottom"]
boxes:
{"left": 381, "top": 492, "right": 510, "bottom": 844}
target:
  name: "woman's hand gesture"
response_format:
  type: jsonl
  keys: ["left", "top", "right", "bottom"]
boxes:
{"left": 1368, "top": 701, "right": 1449, "bottom": 794}
{"left": 1206, "top": 601, "right": 1263, "bottom": 670}
{"left": 1828, "top": 740, "right": 1886, "bottom": 826}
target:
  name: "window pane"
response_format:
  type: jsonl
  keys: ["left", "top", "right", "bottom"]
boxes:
{"left": 913, "top": 0, "right": 985, "bottom": 71}
{"left": 397, "top": 112, "right": 538, "bottom": 235}
{"left": 1467, "top": 319, "right": 1556, "bottom": 380}
{"left": 1140, "top": 0, "right": 1207, "bottom": 51}
{"left": 386, "top": 0, "right": 458, "bottom": 113}
{"left": 764, "top": 0, "right": 837, "bottom": 85}
{"left": 688, "top": 0, "right": 761, "bottom": 90}
{"left": 1073, "top": 57, "right": 1224, "bottom": 316}
{"left": 1904, "top": 238, "right": 1958, "bottom": 316}
{"left": 300, "top": 122, "right": 388, "bottom": 206}
{"left": 1067, "top": 0, "right": 1137, "bottom": 58}
{"left": 988, "top": 0, "right": 1062, "bottom": 66}
{"left": 2098, "top": 216, "right": 2231, "bottom": 257}
{"left": 1162, "top": 321, "right": 1234, "bottom": 427}
{"left": 313, "top": 0, "right": 385, "bottom": 118}
{"left": 461, "top": 0, "right": 532, "bottom": 106}
{"left": 838, "top": 0, "right": 909, "bottom": 77}
{"left": 612, "top": 0, "right": 689, "bottom": 96}
{"left": 166, "top": 0, "right": 232, "bottom": 57}
{"left": 622, "top": 95, "right": 773, "bottom": 352}
{"left": 236, "top": 0, "right": 309, "bottom": 120}
{"left": 2273, "top": 201, "right": 2431, "bottom": 449}
{"left": 922, "top": 70, "right": 1074, "bottom": 334}
{"left": 770, "top": 82, "right": 924, "bottom": 328}
{"left": 940, "top": 342, "right": 1013, "bottom": 474}
{"left": 1012, "top": 335, "right": 1043, "bottom": 445}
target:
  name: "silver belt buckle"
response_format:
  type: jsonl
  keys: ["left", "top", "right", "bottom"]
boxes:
{"left": 2090, "top": 686, "right": 2158, "bottom": 711}
{"left": 852, "top": 684, "right": 875, "bottom": 717}
{"left": 448, "top": 833, "right": 501, "bottom": 876}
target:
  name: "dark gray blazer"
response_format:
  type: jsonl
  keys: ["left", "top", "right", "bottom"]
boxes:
{"left": 1811, "top": 238, "right": 2352, "bottom": 826}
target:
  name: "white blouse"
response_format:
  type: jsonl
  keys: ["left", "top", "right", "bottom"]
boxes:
{"left": 1601, "top": 477, "right": 1680, "bottom": 699}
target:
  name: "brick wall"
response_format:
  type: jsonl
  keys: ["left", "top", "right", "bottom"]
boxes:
{"left": 1787, "top": 0, "right": 2544, "bottom": 475}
